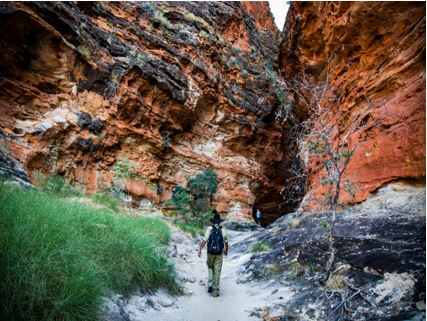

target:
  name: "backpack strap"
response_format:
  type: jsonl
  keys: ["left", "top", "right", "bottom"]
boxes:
{"left": 208, "top": 225, "right": 215, "bottom": 237}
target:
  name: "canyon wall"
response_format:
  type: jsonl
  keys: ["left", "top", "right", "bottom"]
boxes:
{"left": 0, "top": 1, "right": 294, "bottom": 222}
{"left": 280, "top": 1, "right": 426, "bottom": 208}
{"left": 0, "top": 1, "right": 425, "bottom": 222}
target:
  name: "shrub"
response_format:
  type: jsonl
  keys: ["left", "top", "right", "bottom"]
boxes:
{"left": 169, "top": 185, "right": 193, "bottom": 216}
{"left": 264, "top": 62, "right": 293, "bottom": 123}
{"left": 0, "top": 183, "right": 179, "bottom": 321}
{"left": 190, "top": 209, "right": 212, "bottom": 229}
{"left": 154, "top": 10, "right": 172, "bottom": 28}
{"left": 251, "top": 242, "right": 270, "bottom": 253}
{"left": 113, "top": 158, "right": 135, "bottom": 179}
{"left": 168, "top": 168, "right": 218, "bottom": 232}
{"left": 187, "top": 168, "right": 218, "bottom": 200}
{"left": 325, "top": 274, "right": 346, "bottom": 290}
{"left": 77, "top": 45, "right": 91, "bottom": 59}
{"left": 141, "top": 2, "right": 155, "bottom": 14}
{"left": 111, "top": 158, "right": 143, "bottom": 202}
{"left": 269, "top": 263, "right": 285, "bottom": 277}
{"left": 287, "top": 261, "right": 305, "bottom": 280}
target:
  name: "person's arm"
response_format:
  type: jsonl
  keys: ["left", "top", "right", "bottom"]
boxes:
{"left": 223, "top": 227, "right": 229, "bottom": 256}
{"left": 198, "top": 240, "right": 206, "bottom": 257}
{"left": 198, "top": 227, "right": 211, "bottom": 257}
{"left": 224, "top": 241, "right": 229, "bottom": 256}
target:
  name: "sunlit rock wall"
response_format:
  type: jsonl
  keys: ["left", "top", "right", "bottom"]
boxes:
{"left": 280, "top": 1, "right": 426, "bottom": 208}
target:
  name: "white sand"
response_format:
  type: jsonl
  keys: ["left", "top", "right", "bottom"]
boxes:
{"left": 131, "top": 228, "right": 292, "bottom": 321}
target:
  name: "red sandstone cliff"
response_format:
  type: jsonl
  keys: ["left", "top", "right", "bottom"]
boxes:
{"left": 280, "top": 1, "right": 426, "bottom": 208}
{"left": 0, "top": 1, "right": 425, "bottom": 222}
{"left": 0, "top": 1, "right": 290, "bottom": 221}
{"left": 242, "top": 1, "right": 278, "bottom": 32}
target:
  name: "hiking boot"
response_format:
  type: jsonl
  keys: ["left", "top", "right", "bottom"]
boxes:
{"left": 212, "top": 291, "right": 219, "bottom": 297}
{"left": 208, "top": 286, "right": 212, "bottom": 293}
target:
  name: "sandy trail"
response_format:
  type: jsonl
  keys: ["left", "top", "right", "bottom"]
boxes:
{"left": 136, "top": 227, "right": 289, "bottom": 321}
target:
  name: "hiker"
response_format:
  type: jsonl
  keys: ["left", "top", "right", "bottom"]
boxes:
{"left": 253, "top": 208, "right": 263, "bottom": 225}
{"left": 197, "top": 210, "right": 228, "bottom": 297}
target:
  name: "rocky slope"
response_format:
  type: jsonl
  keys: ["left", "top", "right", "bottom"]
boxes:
{"left": 0, "top": 1, "right": 295, "bottom": 222}
{"left": 280, "top": 1, "right": 426, "bottom": 208}
{"left": 234, "top": 182, "right": 426, "bottom": 320}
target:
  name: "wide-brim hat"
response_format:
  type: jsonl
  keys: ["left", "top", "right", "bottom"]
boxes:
{"left": 210, "top": 213, "right": 224, "bottom": 223}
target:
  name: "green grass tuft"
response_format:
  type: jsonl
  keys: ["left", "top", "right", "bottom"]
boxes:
{"left": 174, "top": 221, "right": 204, "bottom": 237}
{"left": 251, "top": 241, "right": 271, "bottom": 253}
{"left": 90, "top": 191, "right": 121, "bottom": 212}
{"left": 0, "top": 183, "right": 180, "bottom": 321}
{"left": 33, "top": 170, "right": 83, "bottom": 197}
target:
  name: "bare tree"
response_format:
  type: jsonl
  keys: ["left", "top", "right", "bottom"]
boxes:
{"left": 284, "top": 65, "right": 369, "bottom": 279}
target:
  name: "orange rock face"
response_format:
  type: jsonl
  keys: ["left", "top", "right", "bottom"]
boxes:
{"left": 1, "top": 1, "right": 424, "bottom": 223}
{"left": 0, "top": 2, "right": 290, "bottom": 222}
{"left": 242, "top": 1, "right": 278, "bottom": 32}
{"left": 280, "top": 2, "right": 426, "bottom": 208}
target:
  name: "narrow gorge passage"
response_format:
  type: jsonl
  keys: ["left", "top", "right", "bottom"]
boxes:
{"left": 104, "top": 223, "right": 291, "bottom": 321}
{"left": 0, "top": 2, "right": 425, "bottom": 321}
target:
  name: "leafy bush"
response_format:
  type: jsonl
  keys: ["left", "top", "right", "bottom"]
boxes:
{"left": 168, "top": 168, "right": 218, "bottom": 232}
{"left": 111, "top": 158, "right": 141, "bottom": 202}
{"left": 0, "top": 183, "right": 179, "bottom": 321}
{"left": 187, "top": 168, "right": 217, "bottom": 201}
{"left": 169, "top": 185, "right": 193, "bottom": 216}
{"left": 113, "top": 158, "right": 146, "bottom": 182}
{"left": 287, "top": 261, "right": 305, "bottom": 280}
{"left": 269, "top": 263, "right": 285, "bottom": 277}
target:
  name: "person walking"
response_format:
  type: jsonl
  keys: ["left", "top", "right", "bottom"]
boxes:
{"left": 197, "top": 210, "right": 228, "bottom": 297}
{"left": 253, "top": 208, "right": 263, "bottom": 225}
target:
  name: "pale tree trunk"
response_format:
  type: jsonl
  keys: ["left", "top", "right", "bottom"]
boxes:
{"left": 325, "top": 177, "right": 340, "bottom": 279}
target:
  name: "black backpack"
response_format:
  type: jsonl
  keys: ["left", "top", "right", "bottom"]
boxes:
{"left": 207, "top": 225, "right": 224, "bottom": 255}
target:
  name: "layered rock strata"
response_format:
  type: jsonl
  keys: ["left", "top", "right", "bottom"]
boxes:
{"left": 0, "top": 1, "right": 293, "bottom": 221}
{"left": 0, "top": 1, "right": 425, "bottom": 223}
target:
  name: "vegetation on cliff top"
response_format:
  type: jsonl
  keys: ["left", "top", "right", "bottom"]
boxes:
{"left": 0, "top": 180, "right": 180, "bottom": 321}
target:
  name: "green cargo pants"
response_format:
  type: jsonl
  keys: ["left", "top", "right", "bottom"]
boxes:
{"left": 207, "top": 253, "right": 223, "bottom": 295}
